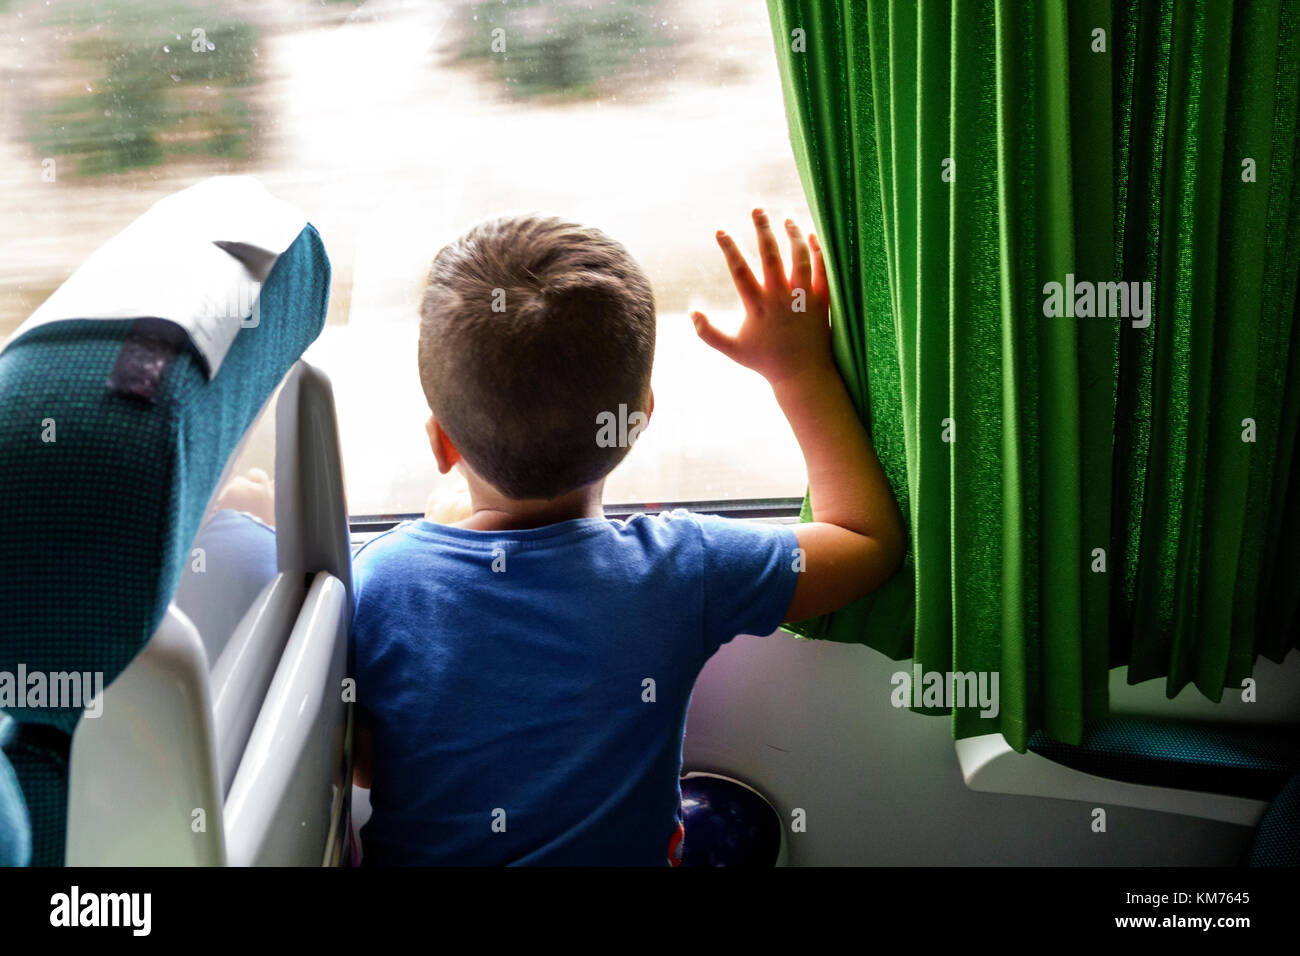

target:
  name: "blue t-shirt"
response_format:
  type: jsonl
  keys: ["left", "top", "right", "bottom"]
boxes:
{"left": 352, "top": 509, "right": 800, "bottom": 866}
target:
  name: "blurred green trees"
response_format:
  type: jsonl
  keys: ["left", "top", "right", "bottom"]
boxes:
{"left": 22, "top": 0, "right": 259, "bottom": 177}
{"left": 449, "top": 0, "right": 678, "bottom": 100}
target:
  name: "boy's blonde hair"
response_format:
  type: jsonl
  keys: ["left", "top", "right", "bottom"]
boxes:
{"left": 418, "top": 214, "right": 656, "bottom": 500}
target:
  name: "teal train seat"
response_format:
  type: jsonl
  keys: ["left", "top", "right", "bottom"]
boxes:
{"left": 0, "top": 714, "right": 29, "bottom": 866}
{"left": 1027, "top": 718, "right": 1300, "bottom": 801}
{"left": 1027, "top": 717, "right": 1300, "bottom": 865}
{"left": 0, "top": 178, "right": 352, "bottom": 865}
{"left": 1246, "top": 772, "right": 1300, "bottom": 866}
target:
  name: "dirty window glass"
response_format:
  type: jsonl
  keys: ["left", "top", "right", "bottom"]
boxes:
{"left": 0, "top": 0, "right": 809, "bottom": 516}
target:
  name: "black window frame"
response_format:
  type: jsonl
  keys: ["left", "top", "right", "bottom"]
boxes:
{"left": 348, "top": 496, "right": 804, "bottom": 537}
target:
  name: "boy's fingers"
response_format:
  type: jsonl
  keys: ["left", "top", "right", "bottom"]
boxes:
{"left": 752, "top": 208, "right": 788, "bottom": 292}
{"left": 786, "top": 219, "right": 812, "bottom": 293}
{"left": 809, "top": 233, "right": 829, "bottom": 304}
{"left": 715, "top": 230, "right": 762, "bottom": 312}
{"left": 691, "top": 311, "right": 738, "bottom": 360}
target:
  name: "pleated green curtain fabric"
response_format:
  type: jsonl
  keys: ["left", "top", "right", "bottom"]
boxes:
{"left": 768, "top": 0, "right": 1300, "bottom": 751}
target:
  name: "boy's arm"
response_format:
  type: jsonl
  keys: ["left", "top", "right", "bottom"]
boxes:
{"left": 692, "top": 209, "right": 905, "bottom": 622}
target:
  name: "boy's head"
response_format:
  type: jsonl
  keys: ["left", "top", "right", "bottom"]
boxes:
{"left": 418, "top": 214, "right": 656, "bottom": 501}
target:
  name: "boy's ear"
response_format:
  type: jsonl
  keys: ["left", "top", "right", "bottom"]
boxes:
{"left": 426, "top": 414, "right": 461, "bottom": 474}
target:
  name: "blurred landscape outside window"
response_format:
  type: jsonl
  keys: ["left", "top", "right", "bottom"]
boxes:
{"left": 0, "top": 0, "right": 810, "bottom": 515}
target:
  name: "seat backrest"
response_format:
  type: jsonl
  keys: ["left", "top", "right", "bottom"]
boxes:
{"left": 0, "top": 178, "right": 331, "bottom": 864}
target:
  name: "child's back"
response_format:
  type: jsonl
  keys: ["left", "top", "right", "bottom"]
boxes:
{"left": 352, "top": 210, "right": 904, "bottom": 866}
{"left": 354, "top": 510, "right": 797, "bottom": 865}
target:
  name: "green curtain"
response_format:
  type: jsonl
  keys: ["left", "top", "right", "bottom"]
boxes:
{"left": 768, "top": 0, "right": 1300, "bottom": 752}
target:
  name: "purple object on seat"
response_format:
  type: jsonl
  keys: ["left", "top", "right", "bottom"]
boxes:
{"left": 679, "top": 772, "right": 783, "bottom": 866}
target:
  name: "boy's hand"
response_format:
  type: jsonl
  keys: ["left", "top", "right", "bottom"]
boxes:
{"left": 691, "top": 209, "right": 832, "bottom": 386}
{"left": 215, "top": 467, "right": 276, "bottom": 527}
{"left": 692, "top": 207, "right": 906, "bottom": 621}
{"left": 425, "top": 474, "right": 472, "bottom": 525}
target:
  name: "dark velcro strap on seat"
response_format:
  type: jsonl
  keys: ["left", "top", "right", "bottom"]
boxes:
{"left": 107, "top": 317, "right": 189, "bottom": 403}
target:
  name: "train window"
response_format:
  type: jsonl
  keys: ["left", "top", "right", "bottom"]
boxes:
{"left": 1, "top": 0, "right": 808, "bottom": 518}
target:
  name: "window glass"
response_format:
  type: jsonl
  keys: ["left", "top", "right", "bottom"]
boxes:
{"left": 0, "top": 0, "right": 809, "bottom": 516}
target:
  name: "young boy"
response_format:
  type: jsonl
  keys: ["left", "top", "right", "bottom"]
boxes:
{"left": 351, "top": 209, "right": 904, "bottom": 866}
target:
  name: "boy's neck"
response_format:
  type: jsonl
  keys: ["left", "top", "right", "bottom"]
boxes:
{"left": 455, "top": 477, "right": 606, "bottom": 532}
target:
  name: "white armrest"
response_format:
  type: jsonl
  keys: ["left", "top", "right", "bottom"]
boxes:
{"left": 210, "top": 573, "right": 305, "bottom": 797}
{"left": 223, "top": 571, "right": 349, "bottom": 866}
{"left": 66, "top": 606, "right": 226, "bottom": 865}
{"left": 955, "top": 733, "right": 1269, "bottom": 826}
